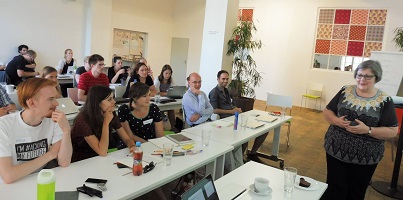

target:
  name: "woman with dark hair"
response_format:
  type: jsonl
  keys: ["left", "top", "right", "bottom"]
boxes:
{"left": 122, "top": 62, "right": 156, "bottom": 98}
{"left": 41, "top": 66, "right": 62, "bottom": 98}
{"left": 118, "top": 82, "right": 164, "bottom": 143}
{"left": 108, "top": 56, "right": 127, "bottom": 84}
{"left": 71, "top": 85, "right": 135, "bottom": 162}
{"left": 321, "top": 60, "right": 398, "bottom": 200}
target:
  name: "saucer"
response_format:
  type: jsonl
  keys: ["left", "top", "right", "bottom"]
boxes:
{"left": 249, "top": 184, "right": 272, "bottom": 196}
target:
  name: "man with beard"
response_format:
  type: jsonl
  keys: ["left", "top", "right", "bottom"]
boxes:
{"left": 0, "top": 78, "right": 72, "bottom": 184}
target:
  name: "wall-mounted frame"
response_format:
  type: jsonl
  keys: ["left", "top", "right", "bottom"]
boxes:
{"left": 113, "top": 28, "right": 147, "bottom": 66}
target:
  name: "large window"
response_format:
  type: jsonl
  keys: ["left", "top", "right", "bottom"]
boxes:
{"left": 313, "top": 8, "right": 387, "bottom": 71}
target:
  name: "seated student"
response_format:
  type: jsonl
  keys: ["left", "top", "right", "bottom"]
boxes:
{"left": 0, "top": 86, "right": 17, "bottom": 116}
{"left": 56, "top": 49, "right": 76, "bottom": 75}
{"left": 77, "top": 54, "right": 109, "bottom": 102}
{"left": 71, "top": 85, "right": 135, "bottom": 162}
{"left": 17, "top": 44, "right": 36, "bottom": 70}
{"left": 108, "top": 56, "right": 128, "bottom": 84}
{"left": 154, "top": 64, "right": 179, "bottom": 132}
{"left": 123, "top": 62, "right": 157, "bottom": 98}
{"left": 41, "top": 66, "right": 62, "bottom": 98}
{"left": 0, "top": 78, "right": 72, "bottom": 184}
{"left": 118, "top": 82, "right": 164, "bottom": 143}
{"left": 74, "top": 56, "right": 90, "bottom": 88}
{"left": 5, "top": 50, "right": 39, "bottom": 86}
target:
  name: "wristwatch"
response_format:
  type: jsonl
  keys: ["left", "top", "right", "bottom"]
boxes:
{"left": 367, "top": 126, "right": 372, "bottom": 135}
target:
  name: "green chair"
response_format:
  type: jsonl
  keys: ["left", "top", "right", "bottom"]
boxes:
{"left": 301, "top": 82, "right": 323, "bottom": 110}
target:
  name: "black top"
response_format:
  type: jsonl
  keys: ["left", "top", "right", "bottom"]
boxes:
{"left": 209, "top": 85, "right": 235, "bottom": 118}
{"left": 107, "top": 67, "right": 127, "bottom": 84}
{"left": 73, "top": 66, "right": 87, "bottom": 87}
{"left": 5, "top": 55, "right": 32, "bottom": 86}
{"left": 123, "top": 74, "right": 153, "bottom": 98}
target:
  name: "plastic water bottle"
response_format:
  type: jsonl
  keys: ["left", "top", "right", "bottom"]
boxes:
{"left": 133, "top": 141, "right": 143, "bottom": 176}
{"left": 37, "top": 169, "right": 55, "bottom": 200}
{"left": 234, "top": 112, "right": 239, "bottom": 130}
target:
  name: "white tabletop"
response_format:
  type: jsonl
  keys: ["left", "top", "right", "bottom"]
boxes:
{"left": 215, "top": 161, "right": 327, "bottom": 200}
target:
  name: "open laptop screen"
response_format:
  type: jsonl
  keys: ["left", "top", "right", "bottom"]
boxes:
{"left": 181, "top": 174, "right": 219, "bottom": 200}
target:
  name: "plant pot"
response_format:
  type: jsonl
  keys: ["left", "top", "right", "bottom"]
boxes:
{"left": 233, "top": 97, "right": 255, "bottom": 112}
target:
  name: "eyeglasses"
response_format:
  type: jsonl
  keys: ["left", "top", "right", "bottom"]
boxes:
{"left": 143, "top": 162, "right": 156, "bottom": 173}
{"left": 356, "top": 74, "right": 375, "bottom": 80}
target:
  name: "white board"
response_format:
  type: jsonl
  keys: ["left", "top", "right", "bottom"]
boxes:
{"left": 370, "top": 51, "right": 403, "bottom": 96}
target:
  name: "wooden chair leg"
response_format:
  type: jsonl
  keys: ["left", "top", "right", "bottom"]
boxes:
{"left": 286, "top": 123, "right": 291, "bottom": 148}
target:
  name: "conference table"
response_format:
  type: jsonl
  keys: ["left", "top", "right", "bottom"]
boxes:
{"left": 215, "top": 161, "right": 328, "bottom": 200}
{"left": 0, "top": 133, "right": 233, "bottom": 199}
{"left": 182, "top": 109, "right": 292, "bottom": 168}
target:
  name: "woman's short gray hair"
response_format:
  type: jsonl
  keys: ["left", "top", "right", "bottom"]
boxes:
{"left": 354, "top": 60, "right": 382, "bottom": 83}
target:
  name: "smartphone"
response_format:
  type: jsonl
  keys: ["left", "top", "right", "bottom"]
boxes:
{"left": 77, "top": 184, "right": 103, "bottom": 198}
{"left": 85, "top": 178, "right": 107, "bottom": 184}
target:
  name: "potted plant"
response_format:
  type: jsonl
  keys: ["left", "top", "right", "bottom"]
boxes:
{"left": 392, "top": 27, "right": 403, "bottom": 52}
{"left": 227, "top": 20, "right": 262, "bottom": 111}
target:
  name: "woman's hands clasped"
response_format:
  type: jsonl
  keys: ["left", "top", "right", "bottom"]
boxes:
{"left": 336, "top": 116, "right": 369, "bottom": 135}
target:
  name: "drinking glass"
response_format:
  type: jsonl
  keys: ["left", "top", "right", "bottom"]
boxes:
{"left": 284, "top": 167, "right": 297, "bottom": 193}
{"left": 163, "top": 143, "right": 174, "bottom": 166}
{"left": 202, "top": 130, "right": 211, "bottom": 146}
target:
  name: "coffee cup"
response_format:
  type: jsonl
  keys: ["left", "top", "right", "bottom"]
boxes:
{"left": 254, "top": 177, "right": 270, "bottom": 193}
{"left": 6, "top": 85, "right": 14, "bottom": 93}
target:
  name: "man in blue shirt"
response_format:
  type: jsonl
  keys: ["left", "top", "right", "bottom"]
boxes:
{"left": 209, "top": 70, "right": 268, "bottom": 163}
{"left": 0, "top": 86, "right": 17, "bottom": 117}
{"left": 182, "top": 73, "right": 213, "bottom": 126}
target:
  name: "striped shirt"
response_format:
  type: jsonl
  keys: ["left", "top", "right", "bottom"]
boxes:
{"left": 77, "top": 71, "right": 109, "bottom": 95}
{"left": 0, "top": 86, "right": 14, "bottom": 107}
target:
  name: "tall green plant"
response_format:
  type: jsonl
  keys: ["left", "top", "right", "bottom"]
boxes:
{"left": 392, "top": 27, "right": 403, "bottom": 52}
{"left": 227, "top": 21, "right": 262, "bottom": 98}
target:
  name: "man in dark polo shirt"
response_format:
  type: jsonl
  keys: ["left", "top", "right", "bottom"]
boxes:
{"left": 209, "top": 70, "right": 268, "bottom": 163}
{"left": 77, "top": 54, "right": 109, "bottom": 102}
{"left": 5, "top": 50, "right": 39, "bottom": 86}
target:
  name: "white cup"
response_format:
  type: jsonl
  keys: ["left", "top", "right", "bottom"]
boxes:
{"left": 6, "top": 85, "right": 14, "bottom": 93}
{"left": 163, "top": 143, "right": 174, "bottom": 166}
{"left": 154, "top": 94, "right": 161, "bottom": 104}
{"left": 202, "top": 130, "right": 211, "bottom": 146}
{"left": 254, "top": 177, "right": 270, "bottom": 193}
{"left": 284, "top": 167, "right": 297, "bottom": 193}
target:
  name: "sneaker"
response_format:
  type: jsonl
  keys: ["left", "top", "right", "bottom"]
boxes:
{"left": 247, "top": 153, "right": 264, "bottom": 164}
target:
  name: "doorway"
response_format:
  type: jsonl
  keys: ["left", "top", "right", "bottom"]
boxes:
{"left": 170, "top": 37, "right": 189, "bottom": 86}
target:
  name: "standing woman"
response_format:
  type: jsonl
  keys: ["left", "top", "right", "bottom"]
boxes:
{"left": 71, "top": 85, "right": 135, "bottom": 162}
{"left": 108, "top": 56, "right": 127, "bottom": 84}
{"left": 123, "top": 62, "right": 156, "bottom": 98}
{"left": 118, "top": 82, "right": 164, "bottom": 143}
{"left": 57, "top": 49, "right": 76, "bottom": 74}
{"left": 321, "top": 60, "right": 398, "bottom": 200}
{"left": 41, "top": 66, "right": 62, "bottom": 98}
{"left": 154, "top": 64, "right": 179, "bottom": 132}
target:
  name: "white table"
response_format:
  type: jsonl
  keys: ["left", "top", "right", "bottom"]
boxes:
{"left": 215, "top": 161, "right": 327, "bottom": 200}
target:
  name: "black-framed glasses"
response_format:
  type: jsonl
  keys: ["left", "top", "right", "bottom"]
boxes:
{"left": 143, "top": 162, "right": 156, "bottom": 173}
{"left": 356, "top": 74, "right": 375, "bottom": 80}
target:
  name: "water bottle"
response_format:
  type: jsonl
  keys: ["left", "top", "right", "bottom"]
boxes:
{"left": 234, "top": 112, "right": 239, "bottom": 130}
{"left": 37, "top": 169, "right": 55, "bottom": 200}
{"left": 132, "top": 141, "right": 143, "bottom": 176}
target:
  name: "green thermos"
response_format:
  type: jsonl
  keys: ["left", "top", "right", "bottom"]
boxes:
{"left": 37, "top": 169, "right": 55, "bottom": 200}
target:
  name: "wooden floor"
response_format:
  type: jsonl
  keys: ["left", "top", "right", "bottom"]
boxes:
{"left": 252, "top": 100, "right": 403, "bottom": 200}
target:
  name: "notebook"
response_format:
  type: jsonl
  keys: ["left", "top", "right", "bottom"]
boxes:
{"left": 181, "top": 174, "right": 219, "bottom": 200}
{"left": 167, "top": 86, "right": 187, "bottom": 99}
{"left": 56, "top": 98, "right": 79, "bottom": 114}
{"left": 256, "top": 115, "right": 278, "bottom": 123}
{"left": 246, "top": 121, "right": 265, "bottom": 129}
{"left": 166, "top": 134, "right": 195, "bottom": 146}
{"left": 148, "top": 137, "right": 178, "bottom": 149}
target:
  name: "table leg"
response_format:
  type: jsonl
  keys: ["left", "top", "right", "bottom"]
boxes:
{"left": 271, "top": 126, "right": 281, "bottom": 156}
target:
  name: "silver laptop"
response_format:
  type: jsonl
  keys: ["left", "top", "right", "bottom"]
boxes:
{"left": 167, "top": 86, "right": 187, "bottom": 99}
{"left": 56, "top": 98, "right": 79, "bottom": 114}
{"left": 66, "top": 66, "right": 74, "bottom": 75}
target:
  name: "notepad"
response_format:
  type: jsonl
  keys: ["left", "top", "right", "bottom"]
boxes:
{"left": 166, "top": 134, "right": 195, "bottom": 146}
{"left": 246, "top": 121, "right": 265, "bottom": 129}
{"left": 256, "top": 115, "right": 278, "bottom": 123}
{"left": 148, "top": 137, "right": 178, "bottom": 149}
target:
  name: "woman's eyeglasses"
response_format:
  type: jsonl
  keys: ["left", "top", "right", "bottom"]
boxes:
{"left": 356, "top": 74, "right": 375, "bottom": 80}
{"left": 143, "top": 162, "right": 156, "bottom": 173}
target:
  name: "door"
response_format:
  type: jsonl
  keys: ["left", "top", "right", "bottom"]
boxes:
{"left": 170, "top": 37, "right": 189, "bottom": 86}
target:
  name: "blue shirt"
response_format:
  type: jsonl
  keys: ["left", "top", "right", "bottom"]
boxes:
{"left": 182, "top": 89, "right": 213, "bottom": 126}
{"left": 0, "top": 86, "right": 14, "bottom": 107}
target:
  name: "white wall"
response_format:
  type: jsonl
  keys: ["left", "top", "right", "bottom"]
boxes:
{"left": 239, "top": 0, "right": 403, "bottom": 108}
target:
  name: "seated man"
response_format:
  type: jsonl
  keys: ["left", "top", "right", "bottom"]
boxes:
{"left": 209, "top": 70, "right": 269, "bottom": 163}
{"left": 5, "top": 50, "right": 39, "bottom": 86}
{"left": 0, "top": 86, "right": 17, "bottom": 116}
{"left": 182, "top": 72, "right": 213, "bottom": 126}
{"left": 78, "top": 54, "right": 109, "bottom": 102}
{"left": 0, "top": 78, "right": 72, "bottom": 184}
{"left": 17, "top": 44, "right": 37, "bottom": 71}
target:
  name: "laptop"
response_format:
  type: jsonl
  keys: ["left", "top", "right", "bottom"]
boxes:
{"left": 181, "top": 174, "right": 219, "bottom": 200}
{"left": 167, "top": 86, "right": 187, "bottom": 99}
{"left": 56, "top": 98, "right": 79, "bottom": 115}
{"left": 114, "top": 97, "right": 130, "bottom": 104}
{"left": 66, "top": 66, "right": 74, "bottom": 75}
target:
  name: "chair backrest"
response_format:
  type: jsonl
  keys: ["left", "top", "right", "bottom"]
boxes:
{"left": 266, "top": 93, "right": 293, "bottom": 109}
{"left": 67, "top": 88, "right": 78, "bottom": 104}
{"left": 182, "top": 105, "right": 190, "bottom": 129}
{"left": 306, "top": 83, "right": 323, "bottom": 96}
{"left": 114, "top": 86, "right": 126, "bottom": 98}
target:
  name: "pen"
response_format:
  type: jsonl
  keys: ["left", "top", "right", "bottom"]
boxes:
{"left": 231, "top": 189, "right": 247, "bottom": 200}
{"left": 127, "top": 152, "right": 133, "bottom": 157}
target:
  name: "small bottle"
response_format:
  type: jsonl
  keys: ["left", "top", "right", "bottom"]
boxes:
{"left": 133, "top": 141, "right": 143, "bottom": 176}
{"left": 234, "top": 112, "right": 239, "bottom": 130}
{"left": 37, "top": 169, "right": 55, "bottom": 200}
